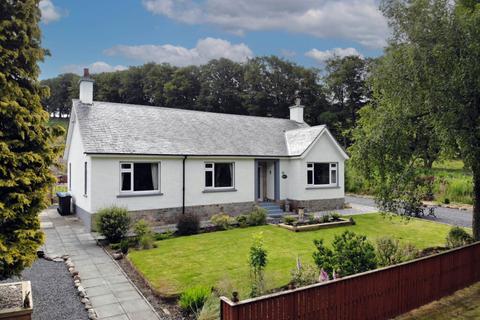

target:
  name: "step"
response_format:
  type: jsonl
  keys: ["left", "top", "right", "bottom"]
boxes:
{"left": 266, "top": 209, "right": 284, "bottom": 215}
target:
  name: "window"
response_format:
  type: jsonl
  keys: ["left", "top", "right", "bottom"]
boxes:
{"left": 84, "top": 162, "right": 87, "bottom": 195}
{"left": 205, "top": 162, "right": 234, "bottom": 188}
{"left": 120, "top": 162, "right": 159, "bottom": 193}
{"left": 307, "top": 163, "right": 337, "bottom": 186}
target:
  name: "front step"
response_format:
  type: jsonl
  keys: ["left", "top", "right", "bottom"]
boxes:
{"left": 258, "top": 202, "right": 286, "bottom": 218}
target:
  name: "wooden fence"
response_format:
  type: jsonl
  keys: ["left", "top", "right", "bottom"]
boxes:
{"left": 220, "top": 242, "right": 480, "bottom": 320}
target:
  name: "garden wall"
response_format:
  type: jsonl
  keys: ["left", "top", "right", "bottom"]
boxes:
{"left": 221, "top": 241, "right": 480, "bottom": 320}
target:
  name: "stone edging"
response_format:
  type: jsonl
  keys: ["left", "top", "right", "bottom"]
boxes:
{"left": 41, "top": 253, "right": 97, "bottom": 320}
{"left": 277, "top": 219, "right": 353, "bottom": 232}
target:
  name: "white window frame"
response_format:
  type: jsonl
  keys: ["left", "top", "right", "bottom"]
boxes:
{"left": 119, "top": 161, "right": 161, "bottom": 194}
{"left": 307, "top": 162, "right": 338, "bottom": 187}
{"left": 204, "top": 162, "right": 235, "bottom": 190}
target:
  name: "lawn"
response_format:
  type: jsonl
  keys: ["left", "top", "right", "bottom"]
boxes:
{"left": 346, "top": 159, "right": 473, "bottom": 205}
{"left": 128, "top": 213, "right": 454, "bottom": 297}
{"left": 397, "top": 282, "right": 480, "bottom": 319}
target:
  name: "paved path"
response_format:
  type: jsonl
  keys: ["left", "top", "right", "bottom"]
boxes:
{"left": 346, "top": 195, "right": 473, "bottom": 227}
{"left": 40, "top": 208, "right": 161, "bottom": 320}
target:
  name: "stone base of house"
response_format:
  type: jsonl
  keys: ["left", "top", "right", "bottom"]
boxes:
{"left": 288, "top": 198, "right": 345, "bottom": 213}
{"left": 83, "top": 201, "right": 256, "bottom": 231}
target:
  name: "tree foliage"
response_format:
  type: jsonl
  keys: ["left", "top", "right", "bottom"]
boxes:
{"left": 0, "top": 0, "right": 63, "bottom": 279}
{"left": 41, "top": 56, "right": 368, "bottom": 143}
{"left": 351, "top": 0, "right": 480, "bottom": 234}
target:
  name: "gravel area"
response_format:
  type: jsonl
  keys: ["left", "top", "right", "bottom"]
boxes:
{"left": 346, "top": 195, "right": 473, "bottom": 227}
{"left": 0, "top": 283, "right": 22, "bottom": 309}
{"left": 2, "top": 259, "right": 88, "bottom": 320}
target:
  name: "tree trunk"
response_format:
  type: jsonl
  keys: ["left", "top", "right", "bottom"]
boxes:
{"left": 473, "top": 165, "right": 480, "bottom": 241}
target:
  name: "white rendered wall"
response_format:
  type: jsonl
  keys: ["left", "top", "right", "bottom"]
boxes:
{"left": 66, "top": 120, "right": 91, "bottom": 212}
{"left": 89, "top": 157, "right": 255, "bottom": 212}
{"left": 287, "top": 133, "right": 345, "bottom": 201}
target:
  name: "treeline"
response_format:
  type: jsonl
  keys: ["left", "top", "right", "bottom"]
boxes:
{"left": 41, "top": 56, "right": 372, "bottom": 145}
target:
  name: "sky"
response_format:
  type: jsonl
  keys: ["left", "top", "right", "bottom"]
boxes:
{"left": 39, "top": 0, "right": 389, "bottom": 79}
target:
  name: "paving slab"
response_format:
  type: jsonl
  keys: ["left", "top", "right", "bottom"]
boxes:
{"left": 40, "top": 207, "right": 162, "bottom": 320}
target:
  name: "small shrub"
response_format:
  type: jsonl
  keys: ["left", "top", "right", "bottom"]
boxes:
{"left": 179, "top": 286, "right": 211, "bottom": 315}
{"left": 283, "top": 216, "right": 297, "bottom": 225}
{"left": 330, "top": 212, "right": 341, "bottom": 221}
{"left": 210, "top": 213, "right": 235, "bottom": 230}
{"left": 235, "top": 214, "right": 249, "bottom": 227}
{"left": 249, "top": 232, "right": 268, "bottom": 297}
{"left": 247, "top": 206, "right": 267, "bottom": 226}
{"left": 319, "top": 214, "right": 331, "bottom": 223}
{"left": 446, "top": 226, "right": 473, "bottom": 248}
{"left": 197, "top": 293, "right": 219, "bottom": 320}
{"left": 139, "top": 234, "right": 155, "bottom": 250}
{"left": 155, "top": 230, "right": 174, "bottom": 241}
{"left": 307, "top": 214, "right": 319, "bottom": 224}
{"left": 110, "top": 243, "right": 120, "bottom": 250}
{"left": 443, "top": 198, "right": 450, "bottom": 204}
{"left": 96, "top": 206, "right": 131, "bottom": 243}
{"left": 290, "top": 257, "right": 318, "bottom": 287}
{"left": 133, "top": 219, "right": 152, "bottom": 238}
{"left": 349, "top": 217, "right": 356, "bottom": 225}
{"left": 376, "top": 236, "right": 401, "bottom": 267}
{"left": 120, "top": 239, "right": 130, "bottom": 254}
{"left": 177, "top": 213, "right": 200, "bottom": 235}
{"left": 399, "top": 242, "right": 419, "bottom": 261}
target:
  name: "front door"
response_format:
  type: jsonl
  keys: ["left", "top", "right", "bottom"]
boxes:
{"left": 257, "top": 162, "right": 267, "bottom": 201}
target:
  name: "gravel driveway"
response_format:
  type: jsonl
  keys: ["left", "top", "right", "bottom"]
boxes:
{"left": 346, "top": 195, "right": 473, "bottom": 228}
{"left": 2, "top": 259, "right": 88, "bottom": 320}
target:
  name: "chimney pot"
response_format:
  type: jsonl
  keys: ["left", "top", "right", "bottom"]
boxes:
{"left": 289, "top": 91, "right": 305, "bottom": 123}
{"left": 83, "top": 68, "right": 90, "bottom": 78}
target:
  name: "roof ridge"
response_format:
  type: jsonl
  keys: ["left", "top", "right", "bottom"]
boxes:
{"left": 73, "top": 99, "right": 303, "bottom": 123}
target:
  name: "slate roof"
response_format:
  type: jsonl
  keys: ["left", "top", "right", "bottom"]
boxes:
{"left": 70, "top": 100, "right": 328, "bottom": 157}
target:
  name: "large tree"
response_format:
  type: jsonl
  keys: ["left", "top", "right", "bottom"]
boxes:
{"left": 351, "top": 0, "right": 480, "bottom": 238}
{"left": 0, "top": 0, "right": 63, "bottom": 278}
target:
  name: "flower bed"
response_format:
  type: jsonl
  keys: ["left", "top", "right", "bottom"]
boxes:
{"left": 278, "top": 213, "right": 354, "bottom": 232}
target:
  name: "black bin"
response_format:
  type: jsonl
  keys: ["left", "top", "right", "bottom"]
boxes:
{"left": 56, "top": 192, "right": 72, "bottom": 215}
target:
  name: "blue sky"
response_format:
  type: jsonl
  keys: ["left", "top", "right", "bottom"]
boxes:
{"left": 39, "top": 0, "right": 387, "bottom": 79}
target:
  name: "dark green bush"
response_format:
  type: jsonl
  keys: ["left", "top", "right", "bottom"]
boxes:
{"left": 446, "top": 226, "right": 473, "bottom": 248}
{"left": 177, "top": 213, "right": 200, "bottom": 235}
{"left": 319, "top": 214, "right": 331, "bottom": 223}
{"left": 120, "top": 239, "right": 130, "bottom": 254}
{"left": 96, "top": 206, "right": 131, "bottom": 243}
{"left": 313, "top": 231, "right": 377, "bottom": 277}
{"left": 330, "top": 212, "right": 341, "bottom": 221}
{"left": 179, "top": 286, "right": 211, "bottom": 315}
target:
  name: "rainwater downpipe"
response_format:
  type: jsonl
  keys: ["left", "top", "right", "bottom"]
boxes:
{"left": 182, "top": 155, "right": 187, "bottom": 214}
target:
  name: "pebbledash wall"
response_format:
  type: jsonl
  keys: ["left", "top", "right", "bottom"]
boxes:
{"left": 68, "top": 130, "right": 345, "bottom": 230}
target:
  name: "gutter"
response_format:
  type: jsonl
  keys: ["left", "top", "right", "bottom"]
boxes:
{"left": 182, "top": 155, "right": 187, "bottom": 214}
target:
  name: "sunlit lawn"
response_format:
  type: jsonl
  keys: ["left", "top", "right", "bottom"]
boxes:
{"left": 128, "top": 213, "right": 455, "bottom": 297}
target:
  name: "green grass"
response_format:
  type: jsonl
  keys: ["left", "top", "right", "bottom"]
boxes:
{"left": 397, "top": 282, "right": 480, "bottom": 319}
{"left": 128, "top": 213, "right": 455, "bottom": 297}
{"left": 346, "top": 159, "right": 473, "bottom": 205}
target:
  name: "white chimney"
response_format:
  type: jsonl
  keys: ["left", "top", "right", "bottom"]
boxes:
{"left": 289, "top": 91, "right": 304, "bottom": 123}
{"left": 79, "top": 68, "right": 94, "bottom": 105}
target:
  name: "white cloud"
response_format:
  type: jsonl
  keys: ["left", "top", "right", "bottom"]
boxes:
{"left": 142, "top": 0, "right": 388, "bottom": 49}
{"left": 61, "top": 61, "right": 128, "bottom": 75}
{"left": 306, "top": 47, "right": 363, "bottom": 63}
{"left": 39, "top": 0, "right": 64, "bottom": 24}
{"left": 104, "top": 37, "right": 253, "bottom": 66}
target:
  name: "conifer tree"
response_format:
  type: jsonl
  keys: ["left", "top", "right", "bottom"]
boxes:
{"left": 0, "top": 0, "right": 63, "bottom": 278}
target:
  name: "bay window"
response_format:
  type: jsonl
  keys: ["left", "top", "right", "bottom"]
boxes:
{"left": 307, "top": 162, "right": 337, "bottom": 186}
{"left": 120, "top": 162, "right": 160, "bottom": 193}
{"left": 205, "top": 162, "right": 234, "bottom": 189}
